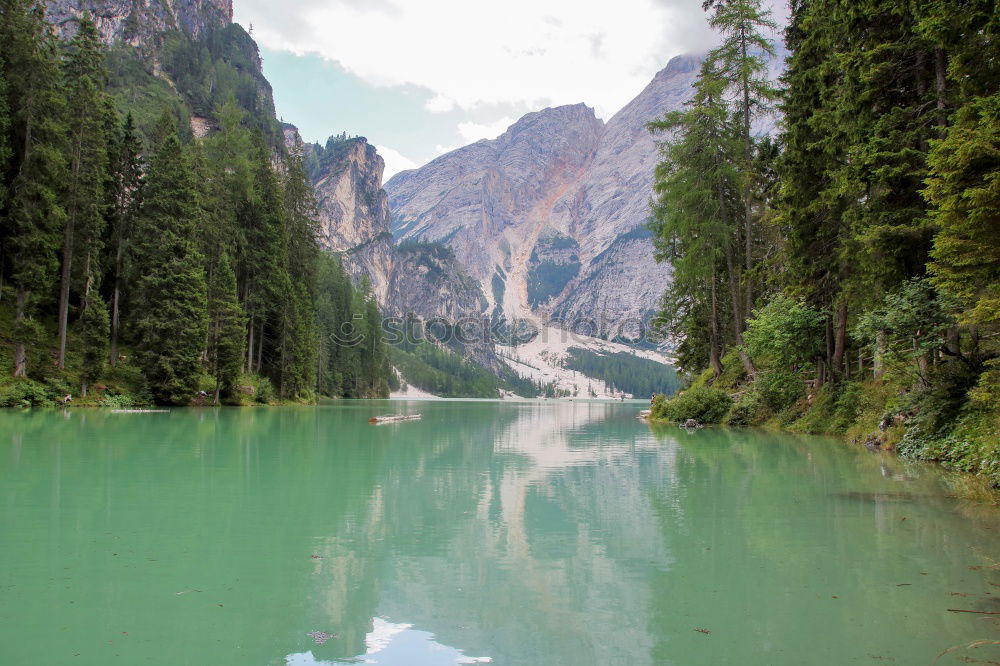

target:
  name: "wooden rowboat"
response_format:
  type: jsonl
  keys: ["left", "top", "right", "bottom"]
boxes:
{"left": 368, "top": 414, "right": 422, "bottom": 425}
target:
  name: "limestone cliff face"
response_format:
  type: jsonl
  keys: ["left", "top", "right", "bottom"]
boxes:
{"left": 45, "top": 0, "right": 232, "bottom": 46}
{"left": 299, "top": 135, "right": 396, "bottom": 305}
{"left": 292, "top": 129, "right": 491, "bottom": 348}
{"left": 388, "top": 104, "right": 605, "bottom": 326}
{"left": 386, "top": 56, "right": 702, "bottom": 340}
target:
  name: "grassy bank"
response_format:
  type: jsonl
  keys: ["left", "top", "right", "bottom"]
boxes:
{"left": 0, "top": 302, "right": 305, "bottom": 408}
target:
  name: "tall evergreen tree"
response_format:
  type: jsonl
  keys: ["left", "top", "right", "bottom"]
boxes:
{"left": 925, "top": 95, "right": 1000, "bottom": 336}
{"left": 105, "top": 111, "right": 144, "bottom": 366}
{"left": 649, "top": 59, "right": 742, "bottom": 377}
{"left": 206, "top": 250, "right": 245, "bottom": 403}
{"left": 276, "top": 139, "right": 321, "bottom": 399}
{"left": 240, "top": 132, "right": 284, "bottom": 375}
{"left": 0, "top": 68, "right": 10, "bottom": 215}
{"left": 0, "top": 0, "right": 68, "bottom": 377}
{"left": 78, "top": 290, "right": 108, "bottom": 396}
{"left": 704, "top": 0, "right": 779, "bottom": 328}
{"left": 57, "top": 13, "right": 110, "bottom": 368}
{"left": 132, "top": 134, "right": 208, "bottom": 405}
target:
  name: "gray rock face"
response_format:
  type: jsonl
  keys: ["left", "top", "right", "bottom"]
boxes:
{"left": 45, "top": 0, "right": 232, "bottom": 46}
{"left": 386, "top": 55, "right": 703, "bottom": 340}
{"left": 299, "top": 135, "right": 396, "bottom": 305}
{"left": 292, "top": 128, "right": 493, "bottom": 357}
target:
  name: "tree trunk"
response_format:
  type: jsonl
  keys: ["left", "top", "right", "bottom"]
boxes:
{"left": 246, "top": 313, "right": 255, "bottom": 374}
{"left": 935, "top": 47, "right": 948, "bottom": 129}
{"left": 832, "top": 301, "right": 848, "bottom": 376}
{"left": 874, "top": 330, "right": 887, "bottom": 380}
{"left": 14, "top": 288, "right": 29, "bottom": 378}
{"left": 255, "top": 321, "right": 264, "bottom": 374}
{"left": 109, "top": 274, "right": 121, "bottom": 367}
{"left": 741, "top": 29, "right": 754, "bottom": 319}
{"left": 57, "top": 214, "right": 75, "bottom": 369}
{"left": 709, "top": 267, "right": 723, "bottom": 379}
{"left": 723, "top": 240, "right": 755, "bottom": 377}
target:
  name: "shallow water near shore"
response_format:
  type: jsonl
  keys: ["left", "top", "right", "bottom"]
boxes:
{"left": 1, "top": 400, "right": 998, "bottom": 665}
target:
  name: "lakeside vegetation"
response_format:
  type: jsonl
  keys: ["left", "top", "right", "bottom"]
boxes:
{"left": 0, "top": 3, "right": 391, "bottom": 406}
{"left": 648, "top": 0, "right": 999, "bottom": 486}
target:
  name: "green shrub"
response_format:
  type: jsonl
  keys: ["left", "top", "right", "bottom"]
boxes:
{"left": 0, "top": 379, "right": 56, "bottom": 408}
{"left": 654, "top": 386, "right": 733, "bottom": 424}
{"left": 757, "top": 368, "right": 805, "bottom": 412}
{"left": 254, "top": 377, "right": 275, "bottom": 404}
{"left": 726, "top": 389, "right": 763, "bottom": 427}
{"left": 830, "top": 382, "right": 865, "bottom": 433}
{"left": 100, "top": 393, "right": 136, "bottom": 409}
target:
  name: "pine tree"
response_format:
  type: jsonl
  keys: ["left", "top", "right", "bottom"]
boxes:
{"left": 206, "top": 250, "right": 246, "bottom": 403}
{"left": 0, "top": 0, "right": 68, "bottom": 377}
{"left": 649, "top": 58, "right": 741, "bottom": 377}
{"left": 57, "top": 13, "right": 110, "bottom": 369}
{"left": 132, "top": 134, "right": 208, "bottom": 404}
{"left": 78, "top": 290, "right": 109, "bottom": 396}
{"left": 925, "top": 94, "right": 1000, "bottom": 332}
{"left": 106, "top": 112, "right": 144, "bottom": 366}
{"left": 704, "top": 0, "right": 779, "bottom": 328}
{"left": 275, "top": 140, "right": 321, "bottom": 399}
{"left": 240, "top": 133, "right": 284, "bottom": 375}
{"left": 0, "top": 68, "right": 10, "bottom": 214}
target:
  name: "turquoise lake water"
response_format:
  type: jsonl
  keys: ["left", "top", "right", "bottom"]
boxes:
{"left": 1, "top": 400, "right": 999, "bottom": 665}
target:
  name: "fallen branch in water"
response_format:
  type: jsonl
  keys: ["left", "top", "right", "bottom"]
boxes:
{"left": 947, "top": 609, "right": 1000, "bottom": 615}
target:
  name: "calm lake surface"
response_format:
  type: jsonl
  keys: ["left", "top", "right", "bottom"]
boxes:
{"left": 1, "top": 401, "right": 999, "bottom": 665}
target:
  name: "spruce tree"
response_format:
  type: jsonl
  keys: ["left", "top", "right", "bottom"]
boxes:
{"left": 132, "top": 134, "right": 208, "bottom": 404}
{"left": 206, "top": 250, "right": 245, "bottom": 403}
{"left": 106, "top": 112, "right": 144, "bottom": 366}
{"left": 649, "top": 58, "right": 741, "bottom": 377}
{"left": 78, "top": 291, "right": 109, "bottom": 396}
{"left": 240, "top": 133, "right": 284, "bottom": 375}
{"left": 0, "top": 68, "right": 10, "bottom": 213}
{"left": 925, "top": 94, "right": 1000, "bottom": 332}
{"left": 1, "top": 0, "right": 68, "bottom": 377}
{"left": 57, "top": 13, "right": 110, "bottom": 368}
{"left": 703, "top": 0, "right": 779, "bottom": 327}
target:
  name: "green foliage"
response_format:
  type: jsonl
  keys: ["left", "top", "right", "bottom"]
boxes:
{"left": 0, "top": 378, "right": 55, "bottom": 408}
{"left": 563, "top": 348, "right": 680, "bottom": 398}
{"left": 0, "top": 4, "right": 393, "bottom": 407}
{"left": 206, "top": 251, "right": 245, "bottom": 401}
{"left": 756, "top": 367, "right": 805, "bottom": 412}
{"left": 855, "top": 279, "right": 954, "bottom": 375}
{"left": 314, "top": 253, "right": 390, "bottom": 399}
{"left": 392, "top": 341, "right": 501, "bottom": 399}
{"left": 651, "top": 386, "right": 733, "bottom": 424}
{"left": 132, "top": 134, "right": 209, "bottom": 405}
{"left": 926, "top": 93, "right": 1000, "bottom": 330}
{"left": 78, "top": 292, "right": 110, "bottom": 390}
{"left": 99, "top": 392, "right": 135, "bottom": 409}
{"left": 744, "top": 294, "right": 825, "bottom": 369}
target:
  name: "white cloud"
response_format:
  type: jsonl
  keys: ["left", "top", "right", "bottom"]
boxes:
{"left": 235, "top": 0, "right": 719, "bottom": 120}
{"left": 457, "top": 117, "right": 516, "bottom": 143}
{"left": 374, "top": 144, "right": 420, "bottom": 180}
{"left": 424, "top": 94, "right": 456, "bottom": 113}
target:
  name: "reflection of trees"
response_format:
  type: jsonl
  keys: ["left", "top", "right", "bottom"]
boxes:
{"left": 3, "top": 406, "right": 999, "bottom": 666}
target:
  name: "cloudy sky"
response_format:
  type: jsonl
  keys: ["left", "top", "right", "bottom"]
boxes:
{"left": 233, "top": 0, "right": 766, "bottom": 179}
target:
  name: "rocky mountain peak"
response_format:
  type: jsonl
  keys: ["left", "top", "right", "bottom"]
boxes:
{"left": 45, "top": 0, "right": 233, "bottom": 46}
{"left": 386, "top": 54, "right": 706, "bottom": 340}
